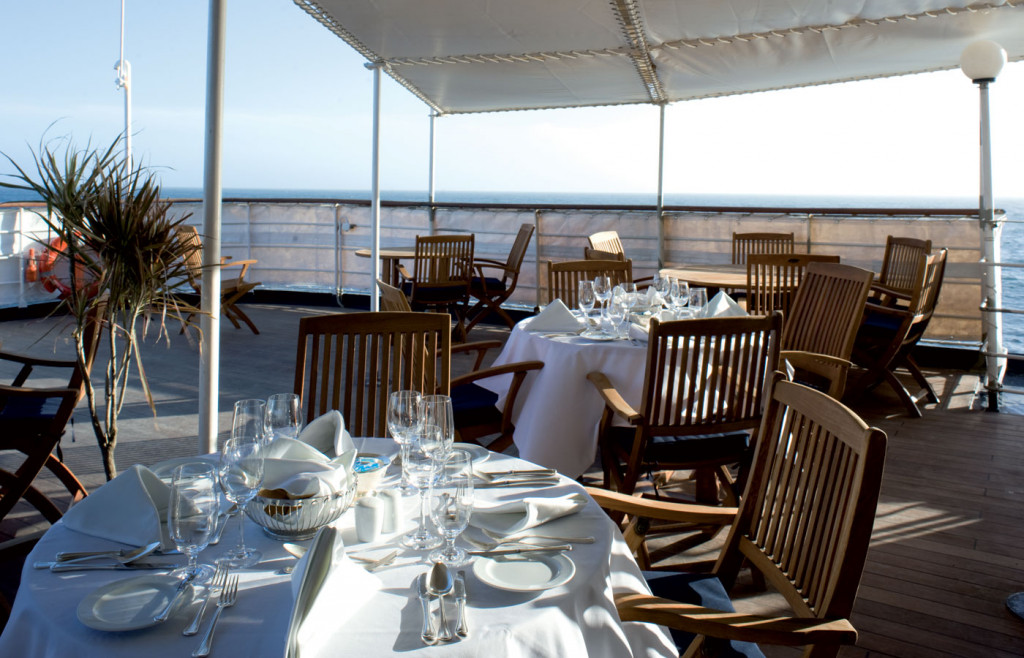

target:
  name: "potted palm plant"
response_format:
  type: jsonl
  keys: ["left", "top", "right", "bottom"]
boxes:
{"left": 2, "top": 135, "right": 200, "bottom": 479}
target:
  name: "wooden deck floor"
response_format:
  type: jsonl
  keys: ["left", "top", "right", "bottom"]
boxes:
{"left": 2, "top": 303, "right": 1024, "bottom": 654}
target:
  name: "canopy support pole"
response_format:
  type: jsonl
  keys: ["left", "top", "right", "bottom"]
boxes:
{"left": 656, "top": 104, "right": 666, "bottom": 269}
{"left": 978, "top": 79, "right": 1005, "bottom": 410}
{"left": 199, "top": 0, "right": 227, "bottom": 454}
{"left": 368, "top": 63, "right": 383, "bottom": 311}
{"left": 428, "top": 112, "right": 438, "bottom": 235}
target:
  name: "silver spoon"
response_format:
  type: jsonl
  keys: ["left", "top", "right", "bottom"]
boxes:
{"left": 428, "top": 562, "right": 454, "bottom": 642}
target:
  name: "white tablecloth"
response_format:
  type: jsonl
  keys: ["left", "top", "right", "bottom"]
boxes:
{"left": 480, "top": 321, "right": 648, "bottom": 478}
{"left": 0, "top": 439, "right": 675, "bottom": 657}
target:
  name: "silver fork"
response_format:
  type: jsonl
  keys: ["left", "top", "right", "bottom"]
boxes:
{"left": 466, "top": 533, "right": 596, "bottom": 550}
{"left": 192, "top": 574, "right": 238, "bottom": 657}
{"left": 183, "top": 563, "right": 228, "bottom": 636}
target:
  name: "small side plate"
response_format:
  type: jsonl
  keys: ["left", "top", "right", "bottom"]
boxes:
{"left": 77, "top": 574, "right": 195, "bottom": 632}
{"left": 452, "top": 443, "right": 490, "bottom": 464}
{"left": 472, "top": 553, "right": 575, "bottom": 592}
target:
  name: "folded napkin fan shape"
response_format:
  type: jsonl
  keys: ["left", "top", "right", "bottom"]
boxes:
{"left": 528, "top": 299, "right": 585, "bottom": 333}
{"left": 469, "top": 493, "right": 588, "bottom": 536}
{"left": 262, "top": 411, "right": 357, "bottom": 499}
{"left": 629, "top": 292, "right": 747, "bottom": 342}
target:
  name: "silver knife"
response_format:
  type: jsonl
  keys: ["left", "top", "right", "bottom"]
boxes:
{"left": 38, "top": 561, "right": 174, "bottom": 572}
{"left": 476, "top": 478, "right": 559, "bottom": 489}
{"left": 454, "top": 571, "right": 468, "bottom": 638}
{"left": 481, "top": 469, "right": 557, "bottom": 480}
{"left": 468, "top": 544, "right": 573, "bottom": 556}
{"left": 55, "top": 547, "right": 182, "bottom": 561}
{"left": 154, "top": 571, "right": 199, "bottom": 622}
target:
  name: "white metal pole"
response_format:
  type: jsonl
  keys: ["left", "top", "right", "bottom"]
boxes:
{"left": 428, "top": 112, "right": 437, "bottom": 235}
{"left": 656, "top": 104, "right": 666, "bottom": 269}
{"left": 979, "top": 80, "right": 1005, "bottom": 409}
{"left": 199, "top": 0, "right": 227, "bottom": 454}
{"left": 368, "top": 63, "right": 382, "bottom": 311}
{"left": 116, "top": 0, "right": 131, "bottom": 166}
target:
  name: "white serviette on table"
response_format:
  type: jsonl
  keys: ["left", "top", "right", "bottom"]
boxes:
{"left": 286, "top": 526, "right": 381, "bottom": 658}
{"left": 60, "top": 464, "right": 174, "bottom": 549}
{"left": 698, "top": 291, "right": 747, "bottom": 318}
{"left": 469, "top": 493, "right": 588, "bottom": 535}
{"left": 295, "top": 410, "right": 352, "bottom": 459}
{"left": 527, "top": 299, "right": 585, "bottom": 333}
{"left": 262, "top": 412, "right": 357, "bottom": 498}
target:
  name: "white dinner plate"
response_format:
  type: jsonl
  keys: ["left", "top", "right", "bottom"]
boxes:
{"left": 452, "top": 443, "right": 490, "bottom": 465}
{"left": 148, "top": 455, "right": 219, "bottom": 482}
{"left": 579, "top": 330, "right": 619, "bottom": 342}
{"left": 77, "top": 574, "right": 195, "bottom": 632}
{"left": 473, "top": 553, "right": 575, "bottom": 592}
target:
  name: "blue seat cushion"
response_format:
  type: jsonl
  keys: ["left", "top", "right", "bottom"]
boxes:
{"left": 401, "top": 282, "right": 466, "bottom": 304}
{"left": 608, "top": 426, "right": 750, "bottom": 465}
{"left": 451, "top": 382, "right": 501, "bottom": 428}
{"left": 470, "top": 276, "right": 506, "bottom": 295}
{"left": 860, "top": 309, "right": 903, "bottom": 332}
{"left": 642, "top": 571, "right": 764, "bottom": 657}
{"left": 0, "top": 396, "right": 62, "bottom": 421}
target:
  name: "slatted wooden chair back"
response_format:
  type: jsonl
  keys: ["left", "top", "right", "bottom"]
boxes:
{"left": 175, "top": 225, "right": 261, "bottom": 333}
{"left": 878, "top": 236, "right": 932, "bottom": 298}
{"left": 745, "top": 253, "right": 841, "bottom": 316}
{"left": 712, "top": 378, "right": 886, "bottom": 637}
{"left": 640, "top": 314, "right": 781, "bottom": 438}
{"left": 583, "top": 247, "right": 625, "bottom": 261}
{"left": 177, "top": 225, "right": 204, "bottom": 288}
{"left": 410, "top": 234, "right": 475, "bottom": 301}
{"left": 547, "top": 259, "right": 633, "bottom": 307}
{"left": 502, "top": 224, "right": 535, "bottom": 281}
{"left": 902, "top": 249, "right": 948, "bottom": 345}
{"left": 587, "top": 231, "right": 626, "bottom": 258}
{"left": 294, "top": 312, "right": 450, "bottom": 438}
{"left": 783, "top": 262, "right": 874, "bottom": 357}
{"left": 731, "top": 232, "right": 796, "bottom": 265}
{"left": 377, "top": 279, "right": 412, "bottom": 312}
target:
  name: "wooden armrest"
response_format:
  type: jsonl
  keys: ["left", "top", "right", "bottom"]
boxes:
{"left": 863, "top": 301, "right": 914, "bottom": 319}
{"left": 472, "top": 258, "right": 506, "bottom": 269}
{"left": 0, "top": 351, "right": 78, "bottom": 370}
{"left": 869, "top": 283, "right": 911, "bottom": 301}
{"left": 396, "top": 264, "right": 414, "bottom": 282}
{"left": 586, "top": 372, "right": 642, "bottom": 424}
{"left": 781, "top": 350, "right": 849, "bottom": 372}
{"left": 452, "top": 340, "right": 503, "bottom": 371}
{"left": 614, "top": 593, "right": 857, "bottom": 647}
{"left": 585, "top": 487, "right": 737, "bottom": 526}
{"left": 221, "top": 258, "right": 257, "bottom": 278}
{"left": 451, "top": 360, "right": 543, "bottom": 389}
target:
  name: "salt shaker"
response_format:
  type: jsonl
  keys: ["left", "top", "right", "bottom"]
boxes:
{"left": 355, "top": 496, "right": 384, "bottom": 543}
{"left": 380, "top": 489, "right": 403, "bottom": 533}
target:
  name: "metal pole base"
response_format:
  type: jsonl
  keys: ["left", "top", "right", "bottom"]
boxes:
{"left": 987, "top": 388, "right": 1000, "bottom": 412}
{"left": 1006, "top": 592, "right": 1024, "bottom": 620}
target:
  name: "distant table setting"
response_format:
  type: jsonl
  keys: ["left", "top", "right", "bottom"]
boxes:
{"left": 0, "top": 391, "right": 675, "bottom": 657}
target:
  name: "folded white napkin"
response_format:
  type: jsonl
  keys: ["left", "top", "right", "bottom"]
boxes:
{"left": 627, "top": 322, "right": 650, "bottom": 343}
{"left": 643, "top": 286, "right": 665, "bottom": 308}
{"left": 286, "top": 526, "right": 381, "bottom": 658}
{"left": 297, "top": 410, "right": 352, "bottom": 459}
{"left": 262, "top": 434, "right": 356, "bottom": 499}
{"left": 60, "top": 464, "right": 173, "bottom": 549}
{"left": 700, "top": 291, "right": 747, "bottom": 318}
{"left": 528, "top": 299, "right": 585, "bottom": 333}
{"left": 469, "top": 493, "right": 588, "bottom": 535}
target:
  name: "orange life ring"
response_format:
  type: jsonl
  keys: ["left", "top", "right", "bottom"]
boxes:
{"left": 33, "top": 237, "right": 98, "bottom": 299}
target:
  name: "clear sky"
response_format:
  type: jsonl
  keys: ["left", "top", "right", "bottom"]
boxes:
{"left": 2, "top": 0, "right": 1022, "bottom": 202}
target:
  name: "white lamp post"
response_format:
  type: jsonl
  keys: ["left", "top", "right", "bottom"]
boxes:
{"left": 960, "top": 40, "right": 1007, "bottom": 414}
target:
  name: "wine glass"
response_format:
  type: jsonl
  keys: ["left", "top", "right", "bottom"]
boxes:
{"left": 428, "top": 449, "right": 474, "bottom": 566}
{"left": 577, "top": 280, "right": 596, "bottom": 323}
{"left": 669, "top": 278, "right": 690, "bottom": 316}
{"left": 608, "top": 297, "right": 630, "bottom": 338}
{"left": 654, "top": 274, "right": 671, "bottom": 308}
{"left": 689, "top": 287, "right": 708, "bottom": 317}
{"left": 592, "top": 275, "right": 612, "bottom": 320}
{"left": 232, "top": 399, "right": 267, "bottom": 445}
{"left": 401, "top": 423, "right": 444, "bottom": 550}
{"left": 266, "top": 393, "right": 302, "bottom": 442}
{"left": 217, "top": 436, "right": 264, "bottom": 568}
{"left": 421, "top": 394, "right": 455, "bottom": 462}
{"left": 387, "top": 390, "right": 422, "bottom": 496}
{"left": 168, "top": 462, "right": 219, "bottom": 583}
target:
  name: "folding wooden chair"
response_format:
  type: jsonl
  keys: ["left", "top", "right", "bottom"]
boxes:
{"left": 731, "top": 232, "right": 796, "bottom": 266}
{"left": 586, "top": 377, "right": 886, "bottom": 657}
{"left": 872, "top": 235, "right": 932, "bottom": 306}
{"left": 744, "top": 253, "right": 840, "bottom": 317}
{"left": 547, "top": 259, "right": 633, "bottom": 307}
{"left": 177, "top": 225, "right": 261, "bottom": 334}
{"left": 585, "top": 230, "right": 653, "bottom": 288}
{"left": 465, "top": 223, "right": 534, "bottom": 333}
{"left": 398, "top": 234, "right": 475, "bottom": 342}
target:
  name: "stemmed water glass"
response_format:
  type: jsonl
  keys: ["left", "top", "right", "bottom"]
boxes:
{"left": 421, "top": 394, "right": 455, "bottom": 462}
{"left": 608, "top": 296, "right": 630, "bottom": 338}
{"left": 266, "top": 393, "right": 302, "bottom": 442}
{"left": 401, "top": 423, "right": 444, "bottom": 550}
{"left": 217, "top": 435, "right": 264, "bottom": 568}
{"left": 232, "top": 399, "right": 267, "bottom": 445}
{"left": 578, "top": 280, "right": 596, "bottom": 324}
{"left": 689, "top": 287, "right": 708, "bottom": 317}
{"left": 387, "top": 390, "right": 423, "bottom": 496}
{"left": 168, "top": 462, "right": 219, "bottom": 584}
{"left": 428, "top": 449, "right": 474, "bottom": 566}
{"left": 654, "top": 274, "right": 672, "bottom": 308}
{"left": 669, "top": 278, "right": 690, "bottom": 316}
{"left": 592, "top": 275, "right": 612, "bottom": 321}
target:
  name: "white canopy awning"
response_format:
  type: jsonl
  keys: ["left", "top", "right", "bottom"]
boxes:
{"left": 294, "top": 0, "right": 1024, "bottom": 114}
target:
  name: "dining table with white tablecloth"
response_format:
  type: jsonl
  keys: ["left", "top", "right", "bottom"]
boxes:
{"left": 0, "top": 438, "right": 676, "bottom": 657}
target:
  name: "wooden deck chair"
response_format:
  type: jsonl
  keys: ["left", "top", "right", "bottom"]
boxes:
{"left": 547, "top": 259, "right": 633, "bottom": 308}
{"left": 586, "top": 377, "right": 886, "bottom": 657}
{"left": 850, "top": 249, "right": 948, "bottom": 417}
{"left": 781, "top": 262, "right": 874, "bottom": 399}
{"left": 176, "top": 225, "right": 261, "bottom": 334}
{"left": 588, "top": 313, "right": 782, "bottom": 503}
{"left": 585, "top": 230, "right": 653, "bottom": 288}
{"left": 375, "top": 280, "right": 543, "bottom": 452}
{"left": 731, "top": 232, "right": 796, "bottom": 266}
{"left": 397, "top": 234, "right": 475, "bottom": 342}
{"left": 465, "top": 223, "right": 534, "bottom": 333}
{"left": 744, "top": 253, "right": 840, "bottom": 317}
{"left": 872, "top": 235, "right": 932, "bottom": 306}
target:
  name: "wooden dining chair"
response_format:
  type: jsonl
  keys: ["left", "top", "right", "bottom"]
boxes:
{"left": 585, "top": 230, "right": 653, "bottom": 288}
{"left": 588, "top": 313, "right": 782, "bottom": 503}
{"left": 731, "top": 232, "right": 796, "bottom": 266}
{"left": 465, "top": 223, "right": 534, "bottom": 333}
{"left": 850, "top": 249, "right": 948, "bottom": 417}
{"left": 294, "top": 312, "right": 451, "bottom": 438}
{"left": 397, "top": 234, "right": 475, "bottom": 342}
{"left": 872, "top": 235, "right": 932, "bottom": 306}
{"left": 176, "top": 225, "right": 261, "bottom": 334}
{"left": 780, "top": 262, "right": 874, "bottom": 400}
{"left": 744, "top": 253, "right": 840, "bottom": 317}
{"left": 586, "top": 377, "right": 887, "bottom": 657}
{"left": 547, "top": 259, "right": 633, "bottom": 308}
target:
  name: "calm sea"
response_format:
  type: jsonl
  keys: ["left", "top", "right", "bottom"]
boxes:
{"left": 5, "top": 186, "right": 1023, "bottom": 352}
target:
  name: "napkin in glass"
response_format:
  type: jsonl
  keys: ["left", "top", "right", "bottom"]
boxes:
{"left": 286, "top": 526, "right": 381, "bottom": 658}
{"left": 527, "top": 299, "right": 585, "bottom": 333}
{"left": 469, "top": 493, "right": 588, "bottom": 535}
{"left": 60, "top": 464, "right": 173, "bottom": 549}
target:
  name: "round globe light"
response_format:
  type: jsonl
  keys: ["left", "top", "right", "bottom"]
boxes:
{"left": 960, "top": 40, "right": 1007, "bottom": 82}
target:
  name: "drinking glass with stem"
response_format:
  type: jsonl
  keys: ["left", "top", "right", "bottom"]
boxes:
{"left": 669, "top": 278, "right": 690, "bottom": 316}
{"left": 654, "top": 274, "right": 672, "bottom": 308}
{"left": 265, "top": 393, "right": 302, "bottom": 442}
{"left": 232, "top": 399, "right": 267, "bottom": 445}
{"left": 217, "top": 435, "right": 265, "bottom": 568}
{"left": 401, "top": 423, "right": 444, "bottom": 550}
{"left": 592, "top": 275, "right": 612, "bottom": 322}
{"left": 577, "top": 280, "right": 596, "bottom": 326}
{"left": 387, "top": 390, "right": 423, "bottom": 496}
{"left": 168, "top": 462, "right": 219, "bottom": 583}
{"left": 421, "top": 394, "right": 455, "bottom": 462}
{"left": 608, "top": 295, "right": 630, "bottom": 339}
{"left": 428, "top": 449, "right": 474, "bottom": 566}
